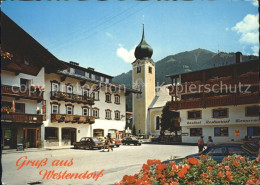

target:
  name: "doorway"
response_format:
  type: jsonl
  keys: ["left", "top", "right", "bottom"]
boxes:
{"left": 23, "top": 128, "right": 40, "bottom": 148}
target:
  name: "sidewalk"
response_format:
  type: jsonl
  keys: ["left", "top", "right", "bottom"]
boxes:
{"left": 2, "top": 146, "right": 73, "bottom": 154}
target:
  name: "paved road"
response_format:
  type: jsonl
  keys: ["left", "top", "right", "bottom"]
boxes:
{"left": 2, "top": 144, "right": 197, "bottom": 185}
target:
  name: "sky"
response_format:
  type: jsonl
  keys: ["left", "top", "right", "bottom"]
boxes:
{"left": 2, "top": 0, "right": 259, "bottom": 77}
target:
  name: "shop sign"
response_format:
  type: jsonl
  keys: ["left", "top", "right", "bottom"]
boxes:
{"left": 187, "top": 121, "right": 201, "bottom": 124}
{"left": 206, "top": 120, "right": 230, "bottom": 124}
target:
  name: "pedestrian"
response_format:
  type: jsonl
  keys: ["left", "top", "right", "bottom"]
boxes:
{"left": 207, "top": 136, "right": 214, "bottom": 148}
{"left": 198, "top": 136, "right": 204, "bottom": 152}
{"left": 104, "top": 135, "right": 113, "bottom": 152}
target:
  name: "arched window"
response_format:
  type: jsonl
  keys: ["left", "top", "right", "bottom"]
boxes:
{"left": 155, "top": 116, "right": 160, "bottom": 130}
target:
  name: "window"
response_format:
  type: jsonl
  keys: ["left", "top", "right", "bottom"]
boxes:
{"left": 83, "top": 89, "right": 90, "bottom": 97}
{"left": 75, "top": 68, "right": 85, "bottom": 76}
{"left": 100, "top": 76, "right": 104, "bottom": 82}
{"left": 105, "top": 93, "right": 111, "bottom": 103}
{"left": 155, "top": 116, "right": 160, "bottom": 130}
{"left": 187, "top": 110, "right": 201, "bottom": 119}
{"left": 115, "top": 111, "right": 120, "bottom": 120}
{"left": 207, "top": 147, "right": 224, "bottom": 156}
{"left": 20, "top": 78, "right": 30, "bottom": 88}
{"left": 93, "top": 91, "right": 99, "bottom": 100}
{"left": 105, "top": 78, "right": 110, "bottom": 83}
{"left": 190, "top": 128, "right": 202, "bottom": 136}
{"left": 67, "top": 106, "right": 73, "bottom": 115}
{"left": 227, "top": 147, "right": 248, "bottom": 155}
{"left": 85, "top": 72, "right": 90, "bottom": 78}
{"left": 247, "top": 127, "right": 260, "bottom": 136}
{"left": 24, "top": 57, "right": 30, "bottom": 65}
{"left": 93, "top": 108, "right": 99, "bottom": 118}
{"left": 52, "top": 105, "right": 59, "bottom": 114}
{"left": 214, "top": 127, "right": 228, "bottom": 136}
{"left": 91, "top": 74, "right": 95, "bottom": 80}
{"left": 137, "top": 66, "right": 141, "bottom": 73}
{"left": 212, "top": 108, "right": 228, "bottom": 118}
{"left": 15, "top": 103, "right": 25, "bottom": 113}
{"left": 67, "top": 85, "right": 73, "bottom": 94}
{"left": 82, "top": 108, "right": 89, "bottom": 116}
{"left": 115, "top": 95, "right": 120, "bottom": 104}
{"left": 149, "top": 67, "right": 152, "bottom": 74}
{"left": 51, "top": 82, "right": 59, "bottom": 92}
{"left": 45, "top": 127, "right": 58, "bottom": 139}
{"left": 105, "top": 110, "right": 111, "bottom": 120}
{"left": 246, "top": 106, "right": 259, "bottom": 117}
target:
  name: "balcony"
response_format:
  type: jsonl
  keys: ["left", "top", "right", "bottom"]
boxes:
{"left": 206, "top": 76, "right": 233, "bottom": 90}
{"left": 1, "top": 113, "right": 43, "bottom": 123}
{"left": 51, "top": 114, "right": 95, "bottom": 124}
{"left": 236, "top": 92, "right": 259, "bottom": 105}
{"left": 206, "top": 94, "right": 234, "bottom": 107}
{"left": 169, "top": 99, "right": 202, "bottom": 110}
{"left": 238, "top": 72, "right": 259, "bottom": 85}
{"left": 50, "top": 91, "right": 94, "bottom": 105}
{"left": 1, "top": 85, "right": 43, "bottom": 101}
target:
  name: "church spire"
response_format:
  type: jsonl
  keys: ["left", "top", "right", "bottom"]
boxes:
{"left": 134, "top": 24, "right": 153, "bottom": 60}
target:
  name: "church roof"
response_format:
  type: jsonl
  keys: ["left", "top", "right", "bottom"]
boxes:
{"left": 149, "top": 84, "right": 172, "bottom": 109}
{"left": 134, "top": 24, "right": 153, "bottom": 60}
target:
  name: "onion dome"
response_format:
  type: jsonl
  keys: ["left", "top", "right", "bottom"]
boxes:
{"left": 134, "top": 24, "right": 153, "bottom": 60}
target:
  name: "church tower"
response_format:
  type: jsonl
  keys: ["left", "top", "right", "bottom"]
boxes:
{"left": 132, "top": 25, "right": 155, "bottom": 136}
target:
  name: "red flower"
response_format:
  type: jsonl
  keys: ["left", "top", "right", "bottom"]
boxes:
{"left": 256, "top": 157, "right": 260, "bottom": 163}
{"left": 246, "top": 179, "right": 255, "bottom": 185}
{"left": 240, "top": 157, "right": 245, "bottom": 162}
{"left": 177, "top": 168, "right": 187, "bottom": 178}
{"left": 156, "top": 164, "right": 168, "bottom": 172}
{"left": 225, "top": 166, "right": 230, "bottom": 171}
{"left": 187, "top": 157, "right": 200, "bottom": 165}
{"left": 226, "top": 171, "right": 233, "bottom": 181}
{"left": 123, "top": 175, "right": 136, "bottom": 184}
{"left": 217, "top": 171, "right": 223, "bottom": 178}
{"left": 142, "top": 164, "right": 150, "bottom": 171}
{"left": 233, "top": 161, "right": 239, "bottom": 167}
{"left": 208, "top": 166, "right": 213, "bottom": 171}
{"left": 147, "top": 159, "right": 161, "bottom": 166}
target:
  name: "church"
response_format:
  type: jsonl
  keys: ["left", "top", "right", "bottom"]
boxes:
{"left": 132, "top": 25, "right": 172, "bottom": 137}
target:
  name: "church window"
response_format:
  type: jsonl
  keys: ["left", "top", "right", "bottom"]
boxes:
{"left": 155, "top": 116, "right": 160, "bottom": 130}
{"left": 149, "top": 67, "right": 152, "bottom": 74}
{"left": 137, "top": 66, "right": 141, "bottom": 73}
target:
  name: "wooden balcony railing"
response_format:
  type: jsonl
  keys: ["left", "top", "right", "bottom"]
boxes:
{"left": 50, "top": 91, "right": 94, "bottom": 105}
{"left": 1, "top": 113, "right": 43, "bottom": 123}
{"left": 51, "top": 114, "right": 95, "bottom": 124}
{"left": 206, "top": 95, "right": 234, "bottom": 107}
{"left": 1, "top": 85, "right": 43, "bottom": 100}
{"left": 238, "top": 72, "right": 259, "bottom": 85}
{"left": 236, "top": 92, "right": 259, "bottom": 105}
{"left": 169, "top": 92, "right": 259, "bottom": 110}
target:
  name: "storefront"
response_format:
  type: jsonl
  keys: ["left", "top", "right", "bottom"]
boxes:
{"left": 93, "top": 129, "right": 104, "bottom": 137}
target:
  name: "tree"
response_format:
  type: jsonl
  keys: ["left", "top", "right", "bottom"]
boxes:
{"left": 132, "top": 125, "right": 136, "bottom": 136}
{"left": 160, "top": 101, "right": 180, "bottom": 137}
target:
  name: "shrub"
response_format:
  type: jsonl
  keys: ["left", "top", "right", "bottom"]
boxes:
{"left": 115, "top": 155, "right": 260, "bottom": 185}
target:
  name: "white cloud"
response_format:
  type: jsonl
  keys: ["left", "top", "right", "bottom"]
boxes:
{"left": 105, "top": 32, "right": 113, "bottom": 38}
{"left": 232, "top": 14, "right": 259, "bottom": 55}
{"left": 116, "top": 45, "right": 136, "bottom": 63}
{"left": 232, "top": 14, "right": 258, "bottom": 35}
{"left": 252, "top": 0, "right": 258, "bottom": 6}
{"left": 251, "top": 45, "right": 259, "bottom": 56}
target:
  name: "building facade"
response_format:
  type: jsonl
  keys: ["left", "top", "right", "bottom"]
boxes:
{"left": 1, "top": 12, "right": 67, "bottom": 149}
{"left": 167, "top": 54, "right": 259, "bottom": 143}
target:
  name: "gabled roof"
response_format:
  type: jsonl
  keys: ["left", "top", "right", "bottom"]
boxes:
{"left": 149, "top": 84, "right": 171, "bottom": 109}
{"left": 1, "top": 11, "right": 67, "bottom": 76}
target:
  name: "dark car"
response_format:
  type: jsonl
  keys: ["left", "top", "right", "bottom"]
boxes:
{"left": 73, "top": 137, "right": 103, "bottom": 150}
{"left": 185, "top": 143, "right": 258, "bottom": 163}
{"left": 122, "top": 137, "right": 142, "bottom": 146}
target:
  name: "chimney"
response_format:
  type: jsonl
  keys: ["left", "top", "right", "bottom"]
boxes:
{"left": 235, "top": 52, "right": 242, "bottom": 64}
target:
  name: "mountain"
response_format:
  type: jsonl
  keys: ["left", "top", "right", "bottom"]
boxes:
{"left": 113, "top": 48, "right": 258, "bottom": 111}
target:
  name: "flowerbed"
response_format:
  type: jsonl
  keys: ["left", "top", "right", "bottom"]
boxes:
{"left": 115, "top": 155, "right": 260, "bottom": 185}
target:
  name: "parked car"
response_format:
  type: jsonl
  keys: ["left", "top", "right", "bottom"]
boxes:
{"left": 122, "top": 137, "right": 142, "bottom": 146}
{"left": 73, "top": 137, "right": 103, "bottom": 150}
{"left": 112, "top": 138, "right": 122, "bottom": 147}
{"left": 185, "top": 143, "right": 258, "bottom": 163}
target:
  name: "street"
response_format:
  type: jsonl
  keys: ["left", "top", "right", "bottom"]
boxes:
{"left": 2, "top": 144, "right": 197, "bottom": 185}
